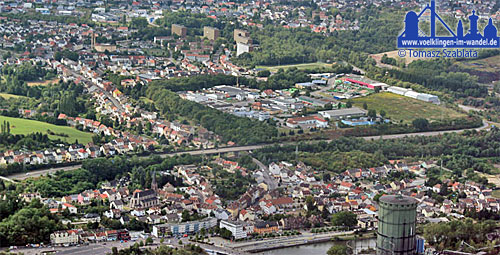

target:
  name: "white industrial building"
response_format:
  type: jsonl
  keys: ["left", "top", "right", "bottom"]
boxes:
{"left": 404, "top": 91, "right": 420, "bottom": 99}
{"left": 236, "top": 42, "right": 252, "bottom": 56}
{"left": 416, "top": 93, "right": 440, "bottom": 104}
{"left": 219, "top": 220, "right": 248, "bottom": 240}
{"left": 387, "top": 86, "right": 440, "bottom": 104}
{"left": 387, "top": 86, "right": 411, "bottom": 95}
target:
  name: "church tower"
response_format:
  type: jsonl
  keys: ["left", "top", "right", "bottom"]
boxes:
{"left": 151, "top": 171, "right": 158, "bottom": 192}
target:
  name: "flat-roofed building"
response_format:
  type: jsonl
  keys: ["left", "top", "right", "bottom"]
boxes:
{"left": 204, "top": 26, "right": 220, "bottom": 40}
{"left": 172, "top": 24, "right": 187, "bottom": 37}
{"left": 236, "top": 42, "right": 253, "bottom": 56}
{"left": 152, "top": 217, "right": 217, "bottom": 237}
{"left": 286, "top": 116, "right": 329, "bottom": 128}
{"left": 220, "top": 220, "right": 248, "bottom": 240}
{"left": 234, "top": 29, "right": 252, "bottom": 44}
{"left": 319, "top": 107, "right": 367, "bottom": 120}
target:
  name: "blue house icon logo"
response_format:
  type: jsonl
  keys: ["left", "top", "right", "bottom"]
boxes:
{"left": 398, "top": 0, "right": 499, "bottom": 48}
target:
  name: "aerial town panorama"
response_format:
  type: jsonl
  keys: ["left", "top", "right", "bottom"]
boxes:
{"left": 0, "top": 0, "right": 499, "bottom": 255}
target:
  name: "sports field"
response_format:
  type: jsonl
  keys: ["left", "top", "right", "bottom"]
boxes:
{"left": 0, "top": 115, "right": 93, "bottom": 144}
{"left": 351, "top": 92, "right": 466, "bottom": 123}
{"left": 256, "top": 62, "right": 332, "bottom": 72}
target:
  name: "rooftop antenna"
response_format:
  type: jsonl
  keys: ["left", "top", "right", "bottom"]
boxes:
{"left": 202, "top": 144, "right": 206, "bottom": 165}
{"left": 440, "top": 153, "right": 444, "bottom": 173}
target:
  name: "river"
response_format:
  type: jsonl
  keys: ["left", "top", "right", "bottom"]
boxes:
{"left": 257, "top": 238, "right": 376, "bottom": 255}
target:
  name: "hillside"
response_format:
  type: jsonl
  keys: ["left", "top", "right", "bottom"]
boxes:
{"left": 0, "top": 115, "right": 93, "bottom": 144}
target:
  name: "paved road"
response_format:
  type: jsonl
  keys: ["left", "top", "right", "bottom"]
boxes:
{"left": 4, "top": 120, "right": 492, "bottom": 181}
{"left": 252, "top": 157, "right": 278, "bottom": 190}
{"left": 0, "top": 175, "right": 16, "bottom": 183}
{"left": 361, "top": 119, "right": 490, "bottom": 141}
{"left": 458, "top": 104, "right": 485, "bottom": 112}
{"left": 67, "top": 69, "right": 125, "bottom": 113}
{"left": 8, "top": 164, "right": 82, "bottom": 180}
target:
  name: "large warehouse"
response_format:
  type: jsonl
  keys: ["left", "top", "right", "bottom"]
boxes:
{"left": 319, "top": 107, "right": 367, "bottom": 120}
{"left": 387, "top": 87, "right": 440, "bottom": 104}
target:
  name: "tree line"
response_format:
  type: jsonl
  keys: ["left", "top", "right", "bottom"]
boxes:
{"left": 254, "top": 128, "right": 500, "bottom": 176}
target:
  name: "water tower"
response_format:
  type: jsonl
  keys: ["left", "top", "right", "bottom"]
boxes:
{"left": 376, "top": 195, "right": 418, "bottom": 255}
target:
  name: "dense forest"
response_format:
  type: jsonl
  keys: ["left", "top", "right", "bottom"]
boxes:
{"left": 233, "top": 6, "right": 404, "bottom": 67}
{"left": 254, "top": 129, "right": 500, "bottom": 178}
{"left": 149, "top": 74, "right": 254, "bottom": 92}
{"left": 2, "top": 12, "right": 93, "bottom": 26}
{"left": 0, "top": 79, "right": 93, "bottom": 119}
{"left": 0, "top": 193, "right": 63, "bottom": 246}
{"left": 0, "top": 62, "right": 56, "bottom": 97}
{"left": 0, "top": 132, "right": 55, "bottom": 152}
{"left": 423, "top": 219, "right": 498, "bottom": 252}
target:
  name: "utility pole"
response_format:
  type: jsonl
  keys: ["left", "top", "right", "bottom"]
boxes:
{"left": 440, "top": 153, "right": 443, "bottom": 171}
{"left": 295, "top": 143, "right": 298, "bottom": 161}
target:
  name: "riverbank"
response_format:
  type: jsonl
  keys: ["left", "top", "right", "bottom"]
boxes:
{"left": 257, "top": 238, "right": 377, "bottom": 255}
{"left": 236, "top": 231, "right": 376, "bottom": 253}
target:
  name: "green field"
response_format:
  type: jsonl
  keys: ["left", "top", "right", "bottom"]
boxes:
{"left": 0, "top": 115, "right": 93, "bottom": 144}
{"left": 0, "top": 93, "right": 26, "bottom": 99}
{"left": 351, "top": 92, "right": 466, "bottom": 123}
{"left": 256, "top": 62, "right": 332, "bottom": 72}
